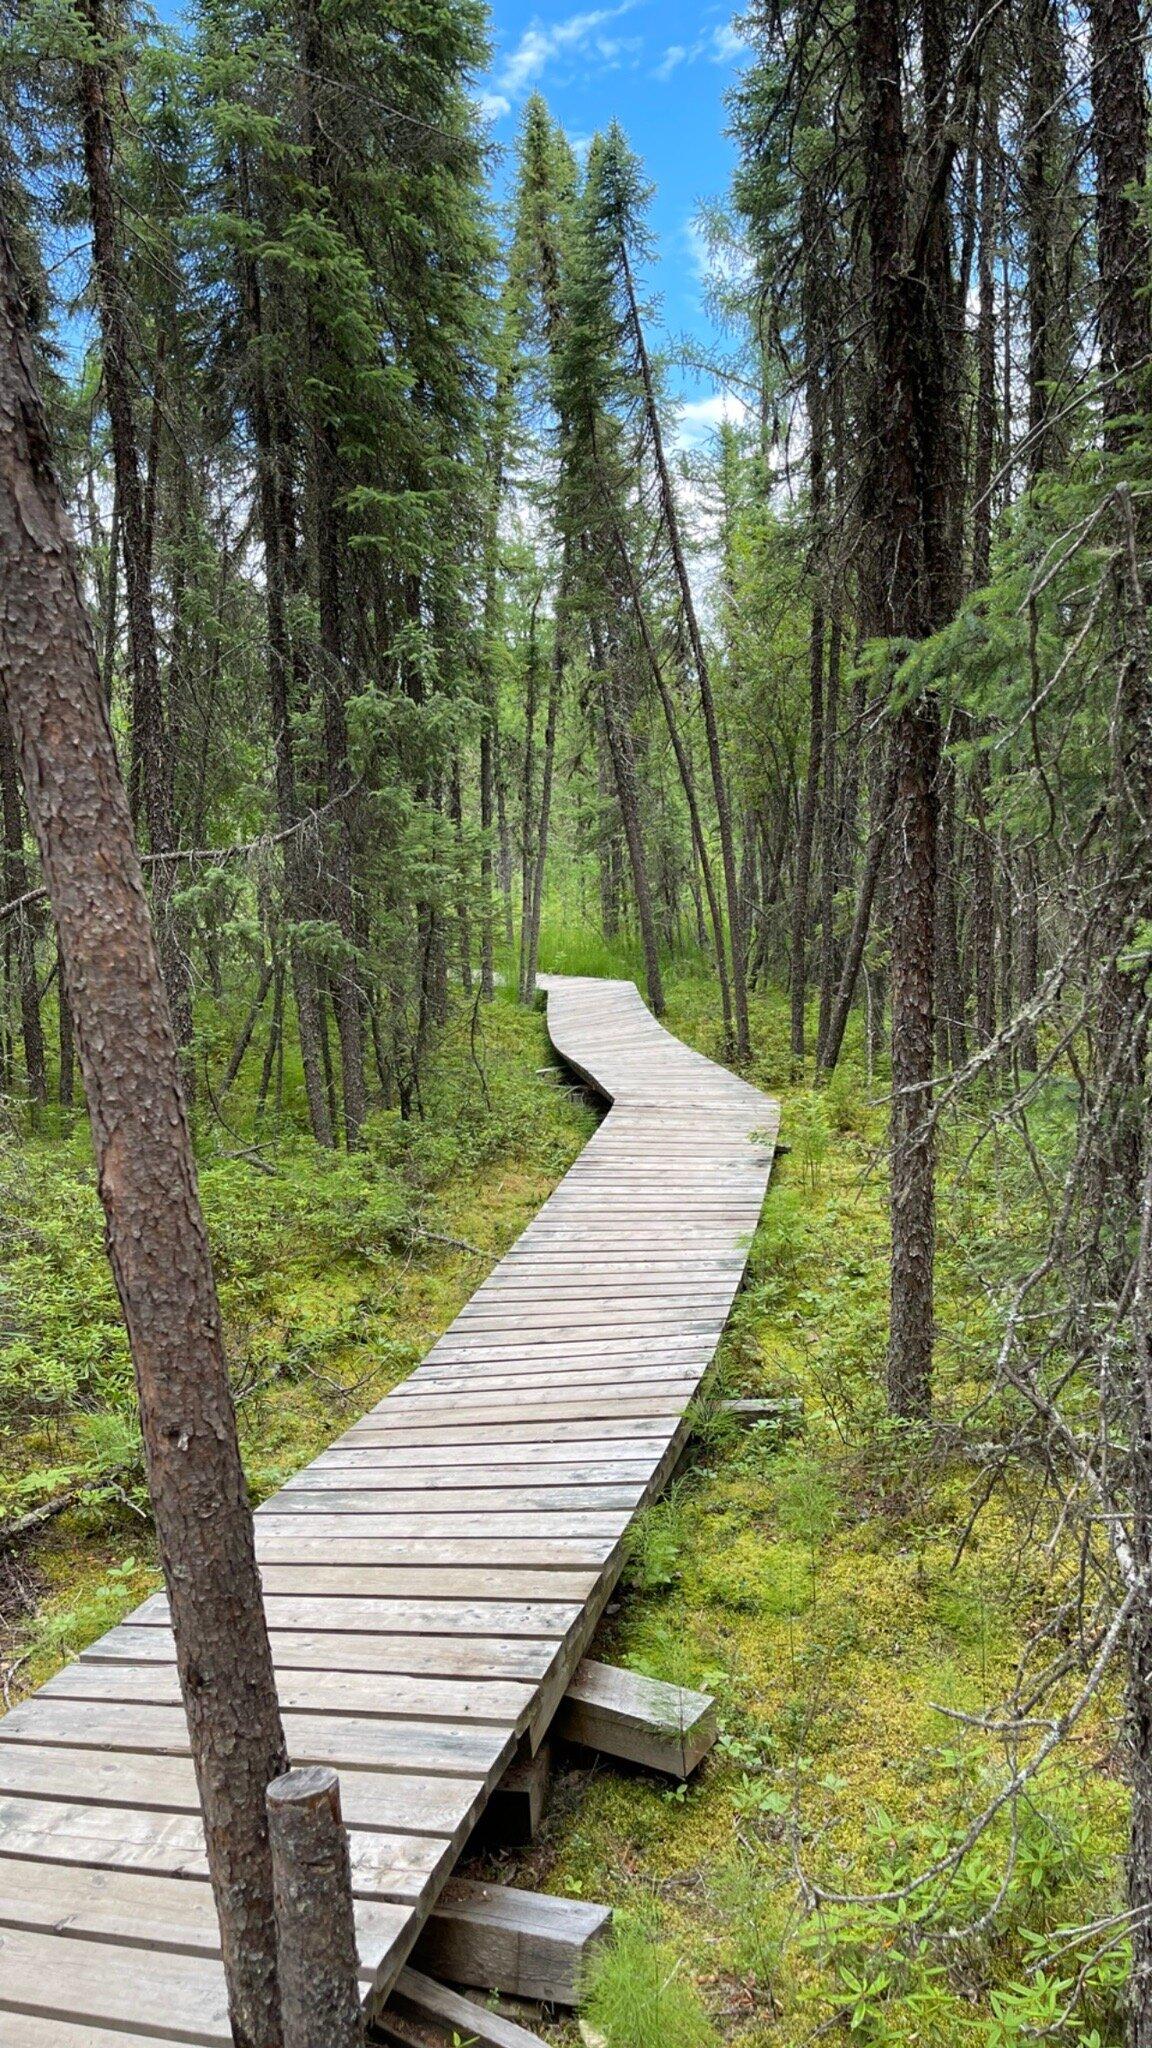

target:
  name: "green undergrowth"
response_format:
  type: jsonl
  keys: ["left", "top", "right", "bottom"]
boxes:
{"left": 0, "top": 989, "right": 595, "bottom": 1695}
{"left": 480, "top": 977, "right": 1127, "bottom": 2048}
{"left": 0, "top": 962, "right": 1128, "bottom": 2045}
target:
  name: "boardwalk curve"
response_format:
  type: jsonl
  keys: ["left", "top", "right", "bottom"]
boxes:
{"left": 0, "top": 976, "right": 778, "bottom": 2043}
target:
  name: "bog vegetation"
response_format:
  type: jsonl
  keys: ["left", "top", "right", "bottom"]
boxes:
{"left": 2, "top": 0, "right": 1152, "bottom": 2041}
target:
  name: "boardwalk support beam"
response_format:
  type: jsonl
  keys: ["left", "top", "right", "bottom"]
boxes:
{"left": 380, "top": 1965, "right": 549, "bottom": 2047}
{"left": 720, "top": 1396, "right": 803, "bottom": 1430}
{"left": 413, "top": 1879, "right": 611, "bottom": 2006}
{"left": 556, "top": 1659, "right": 717, "bottom": 1780}
{"left": 267, "top": 1765, "right": 364, "bottom": 2048}
{"left": 478, "top": 1740, "right": 552, "bottom": 1846}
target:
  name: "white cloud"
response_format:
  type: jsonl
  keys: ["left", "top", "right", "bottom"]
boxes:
{"left": 710, "top": 20, "right": 745, "bottom": 60}
{"left": 497, "top": 2, "right": 642, "bottom": 97}
{"left": 685, "top": 216, "right": 712, "bottom": 287}
{"left": 674, "top": 391, "right": 753, "bottom": 451}
{"left": 478, "top": 90, "right": 512, "bottom": 121}
{"left": 653, "top": 18, "right": 746, "bottom": 80}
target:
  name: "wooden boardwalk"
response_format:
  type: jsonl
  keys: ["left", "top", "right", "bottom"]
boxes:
{"left": 0, "top": 977, "right": 778, "bottom": 2044}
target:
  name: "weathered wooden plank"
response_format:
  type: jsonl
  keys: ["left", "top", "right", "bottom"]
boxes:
{"left": 0, "top": 1699, "right": 514, "bottom": 1779}
{"left": 252, "top": 1534, "right": 619, "bottom": 1571}
{"left": 0, "top": 1744, "right": 484, "bottom": 1836}
{"left": 309, "top": 1439, "right": 669, "bottom": 1469}
{"left": 381, "top": 1965, "right": 548, "bottom": 2047}
{"left": 283, "top": 1459, "right": 657, "bottom": 1489}
{"left": 413, "top": 1880, "right": 611, "bottom": 2005}
{"left": 44, "top": 1661, "right": 536, "bottom": 1728}
{"left": 721, "top": 1396, "right": 804, "bottom": 1426}
{"left": 555, "top": 1659, "right": 717, "bottom": 1780}
{"left": 0, "top": 1795, "right": 448, "bottom": 1902}
{"left": 132, "top": 1590, "right": 584, "bottom": 1638}
{"left": 345, "top": 1414, "right": 686, "bottom": 1444}
{"left": 0, "top": 1926, "right": 233, "bottom": 2044}
{"left": 267, "top": 1486, "right": 646, "bottom": 1514}
{"left": 0, "top": 1853, "right": 406, "bottom": 1976}
{"left": 0, "top": 2020, "right": 187, "bottom": 2048}
{"left": 254, "top": 1563, "right": 604, "bottom": 1599}
{"left": 254, "top": 1511, "right": 629, "bottom": 1540}
{"left": 383, "top": 1383, "right": 702, "bottom": 1414}
{"left": 84, "top": 1625, "right": 557, "bottom": 1682}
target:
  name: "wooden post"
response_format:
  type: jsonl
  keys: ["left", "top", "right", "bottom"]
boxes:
{"left": 267, "top": 1767, "right": 364, "bottom": 2048}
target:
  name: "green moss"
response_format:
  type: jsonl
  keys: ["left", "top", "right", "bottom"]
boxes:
{"left": 519, "top": 979, "right": 1128, "bottom": 2048}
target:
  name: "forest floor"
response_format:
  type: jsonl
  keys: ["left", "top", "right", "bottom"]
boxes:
{"left": 0, "top": 963, "right": 1129, "bottom": 2047}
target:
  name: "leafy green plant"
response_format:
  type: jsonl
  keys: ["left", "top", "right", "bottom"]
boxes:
{"left": 622, "top": 1495, "right": 685, "bottom": 1594}
{"left": 787, "top": 1092, "right": 831, "bottom": 1188}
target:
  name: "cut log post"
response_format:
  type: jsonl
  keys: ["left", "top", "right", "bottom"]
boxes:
{"left": 477, "top": 1739, "right": 552, "bottom": 1846}
{"left": 267, "top": 1766, "right": 364, "bottom": 2048}
{"left": 379, "top": 1965, "right": 548, "bottom": 2048}
{"left": 412, "top": 1879, "right": 611, "bottom": 2007}
{"left": 555, "top": 1659, "right": 716, "bottom": 1780}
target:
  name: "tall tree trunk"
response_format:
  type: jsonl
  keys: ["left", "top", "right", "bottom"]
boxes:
{"left": 1023, "top": 0, "right": 1070, "bottom": 477}
{"left": 1090, "top": 0, "right": 1149, "bottom": 452}
{"left": 1087, "top": 14, "right": 1152, "bottom": 2030}
{"left": 518, "top": 602, "right": 540, "bottom": 1001}
{"left": 593, "top": 617, "right": 664, "bottom": 1016}
{"left": 449, "top": 757, "right": 473, "bottom": 993}
{"left": 522, "top": 587, "right": 565, "bottom": 1003}
{"left": 0, "top": 223, "right": 287, "bottom": 2048}
{"left": 819, "top": 753, "right": 897, "bottom": 1073}
{"left": 857, "top": 0, "right": 962, "bottom": 1417}
{"left": 0, "top": 697, "right": 46, "bottom": 1110}
{"left": 76, "top": 0, "right": 191, "bottom": 1055}
{"left": 791, "top": 600, "right": 823, "bottom": 1063}
{"left": 791, "top": 178, "right": 832, "bottom": 1064}
{"left": 815, "top": 607, "right": 843, "bottom": 1065}
{"left": 970, "top": 99, "right": 998, "bottom": 587}
{"left": 620, "top": 247, "right": 748, "bottom": 1054}
{"left": 606, "top": 520, "right": 733, "bottom": 1040}
{"left": 314, "top": 431, "right": 366, "bottom": 1150}
{"left": 237, "top": 145, "right": 334, "bottom": 1148}
{"left": 300, "top": 1, "right": 365, "bottom": 1147}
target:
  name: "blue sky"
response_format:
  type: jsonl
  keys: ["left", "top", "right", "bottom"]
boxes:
{"left": 480, "top": 1, "right": 750, "bottom": 440}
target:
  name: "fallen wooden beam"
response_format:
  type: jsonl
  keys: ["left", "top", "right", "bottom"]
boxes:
{"left": 412, "top": 1879, "right": 611, "bottom": 2006}
{"left": 477, "top": 1740, "right": 552, "bottom": 1846}
{"left": 721, "top": 1396, "right": 802, "bottom": 1427}
{"left": 378, "top": 1965, "right": 549, "bottom": 2048}
{"left": 555, "top": 1659, "right": 716, "bottom": 1780}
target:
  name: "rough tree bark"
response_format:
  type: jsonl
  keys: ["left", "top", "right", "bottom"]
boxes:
{"left": 0, "top": 695, "right": 46, "bottom": 1109}
{"left": 267, "top": 1769, "right": 363, "bottom": 2048}
{"left": 76, "top": 0, "right": 191, "bottom": 1056}
{"left": 0, "top": 225, "right": 288, "bottom": 2048}
{"left": 857, "top": 0, "right": 962, "bottom": 1418}
{"left": 236, "top": 139, "right": 334, "bottom": 1150}
{"left": 593, "top": 615, "right": 665, "bottom": 1016}
{"left": 791, "top": 176, "right": 831, "bottom": 1064}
